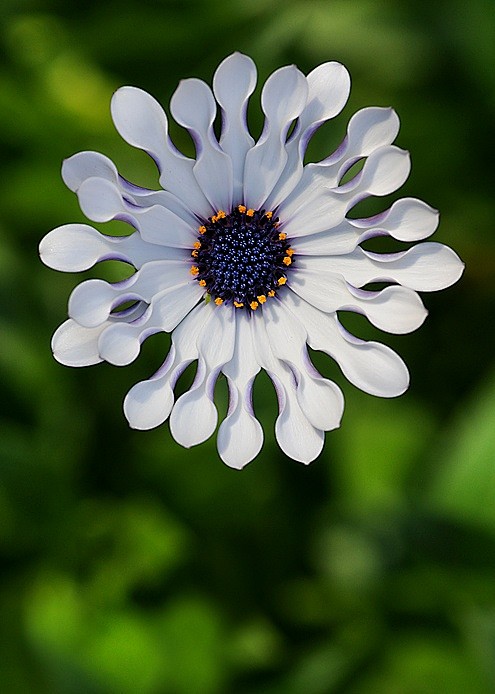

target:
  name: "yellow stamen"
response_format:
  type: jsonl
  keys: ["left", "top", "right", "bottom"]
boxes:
{"left": 283, "top": 256, "right": 292, "bottom": 266}
{"left": 190, "top": 266, "right": 199, "bottom": 276}
{"left": 265, "top": 211, "right": 273, "bottom": 219}
{"left": 199, "top": 279, "right": 207, "bottom": 287}
{"left": 194, "top": 241, "right": 201, "bottom": 249}
{"left": 286, "top": 248, "right": 295, "bottom": 256}
{"left": 246, "top": 209, "right": 255, "bottom": 217}
{"left": 257, "top": 295, "right": 267, "bottom": 304}
{"left": 215, "top": 297, "right": 224, "bottom": 306}
{"left": 198, "top": 225, "right": 206, "bottom": 234}
{"left": 250, "top": 301, "right": 259, "bottom": 310}
{"left": 278, "top": 232, "right": 287, "bottom": 240}
{"left": 238, "top": 205, "right": 246, "bottom": 213}
{"left": 216, "top": 210, "right": 226, "bottom": 219}
{"left": 278, "top": 277, "right": 287, "bottom": 285}
{"left": 191, "top": 250, "right": 198, "bottom": 257}
{"left": 268, "top": 290, "right": 276, "bottom": 297}
{"left": 211, "top": 215, "right": 218, "bottom": 223}
{"left": 234, "top": 301, "right": 244, "bottom": 308}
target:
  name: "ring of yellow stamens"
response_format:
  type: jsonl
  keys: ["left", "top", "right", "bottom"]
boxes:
{"left": 191, "top": 206, "right": 293, "bottom": 310}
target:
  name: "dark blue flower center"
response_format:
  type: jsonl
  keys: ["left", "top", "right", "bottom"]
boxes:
{"left": 190, "top": 205, "right": 294, "bottom": 310}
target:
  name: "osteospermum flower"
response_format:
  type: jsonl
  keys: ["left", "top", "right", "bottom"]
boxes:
{"left": 39, "top": 52, "right": 464, "bottom": 468}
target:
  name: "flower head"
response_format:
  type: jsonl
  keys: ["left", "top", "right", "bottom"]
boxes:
{"left": 39, "top": 53, "right": 464, "bottom": 468}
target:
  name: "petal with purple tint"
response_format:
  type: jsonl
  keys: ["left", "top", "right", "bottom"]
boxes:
{"left": 213, "top": 52, "right": 257, "bottom": 203}
{"left": 218, "top": 311, "right": 263, "bottom": 469}
{"left": 170, "top": 78, "right": 233, "bottom": 212}
{"left": 265, "top": 61, "right": 351, "bottom": 210}
{"left": 243, "top": 65, "right": 308, "bottom": 209}
{"left": 169, "top": 304, "right": 236, "bottom": 447}
{"left": 111, "top": 86, "right": 212, "bottom": 216}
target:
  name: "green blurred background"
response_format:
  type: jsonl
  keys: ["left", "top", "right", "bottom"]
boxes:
{"left": 1, "top": 0, "right": 494, "bottom": 692}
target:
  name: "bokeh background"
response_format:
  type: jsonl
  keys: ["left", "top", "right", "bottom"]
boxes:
{"left": 1, "top": 0, "right": 494, "bottom": 692}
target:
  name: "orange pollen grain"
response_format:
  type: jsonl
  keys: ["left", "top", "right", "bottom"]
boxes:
{"left": 191, "top": 250, "right": 198, "bottom": 257}
{"left": 250, "top": 301, "right": 259, "bottom": 310}
{"left": 234, "top": 301, "right": 244, "bottom": 308}
{"left": 190, "top": 266, "right": 199, "bottom": 276}
{"left": 257, "top": 295, "right": 267, "bottom": 304}
{"left": 246, "top": 209, "right": 255, "bottom": 217}
{"left": 278, "top": 232, "right": 287, "bottom": 240}
{"left": 286, "top": 248, "right": 294, "bottom": 256}
{"left": 198, "top": 225, "right": 206, "bottom": 234}
{"left": 268, "top": 290, "right": 276, "bottom": 297}
{"left": 238, "top": 205, "right": 246, "bottom": 213}
{"left": 283, "top": 256, "right": 292, "bottom": 266}
{"left": 265, "top": 211, "right": 273, "bottom": 219}
{"left": 278, "top": 277, "right": 287, "bottom": 285}
{"left": 199, "top": 279, "right": 207, "bottom": 287}
{"left": 194, "top": 241, "right": 201, "bottom": 249}
{"left": 214, "top": 297, "right": 224, "bottom": 305}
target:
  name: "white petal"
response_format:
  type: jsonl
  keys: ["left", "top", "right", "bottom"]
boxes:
{"left": 292, "top": 198, "right": 441, "bottom": 256}
{"left": 51, "top": 319, "right": 105, "bottom": 366}
{"left": 251, "top": 312, "right": 324, "bottom": 463}
{"left": 124, "top": 302, "right": 210, "bottom": 429}
{"left": 336, "top": 144, "right": 410, "bottom": 200}
{"left": 243, "top": 65, "right": 308, "bottom": 209}
{"left": 76, "top": 177, "right": 196, "bottom": 248}
{"left": 39, "top": 224, "right": 183, "bottom": 272}
{"left": 289, "top": 271, "right": 427, "bottom": 333}
{"left": 265, "top": 62, "right": 350, "bottom": 210}
{"left": 263, "top": 300, "right": 344, "bottom": 431}
{"left": 372, "top": 242, "right": 464, "bottom": 291}
{"left": 170, "top": 305, "right": 236, "bottom": 447}
{"left": 170, "top": 78, "right": 233, "bottom": 211}
{"left": 328, "top": 106, "right": 401, "bottom": 169}
{"left": 283, "top": 291, "right": 409, "bottom": 397}
{"left": 353, "top": 197, "right": 440, "bottom": 242}
{"left": 68, "top": 260, "right": 190, "bottom": 328}
{"left": 299, "top": 243, "right": 464, "bottom": 291}
{"left": 62, "top": 151, "right": 121, "bottom": 192}
{"left": 213, "top": 52, "right": 257, "bottom": 203}
{"left": 97, "top": 282, "right": 202, "bottom": 365}
{"left": 298, "top": 62, "right": 351, "bottom": 150}
{"left": 289, "top": 221, "right": 360, "bottom": 256}
{"left": 111, "top": 86, "right": 211, "bottom": 216}
{"left": 218, "top": 312, "right": 263, "bottom": 469}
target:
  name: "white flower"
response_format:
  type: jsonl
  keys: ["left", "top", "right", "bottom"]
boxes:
{"left": 39, "top": 52, "right": 464, "bottom": 469}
